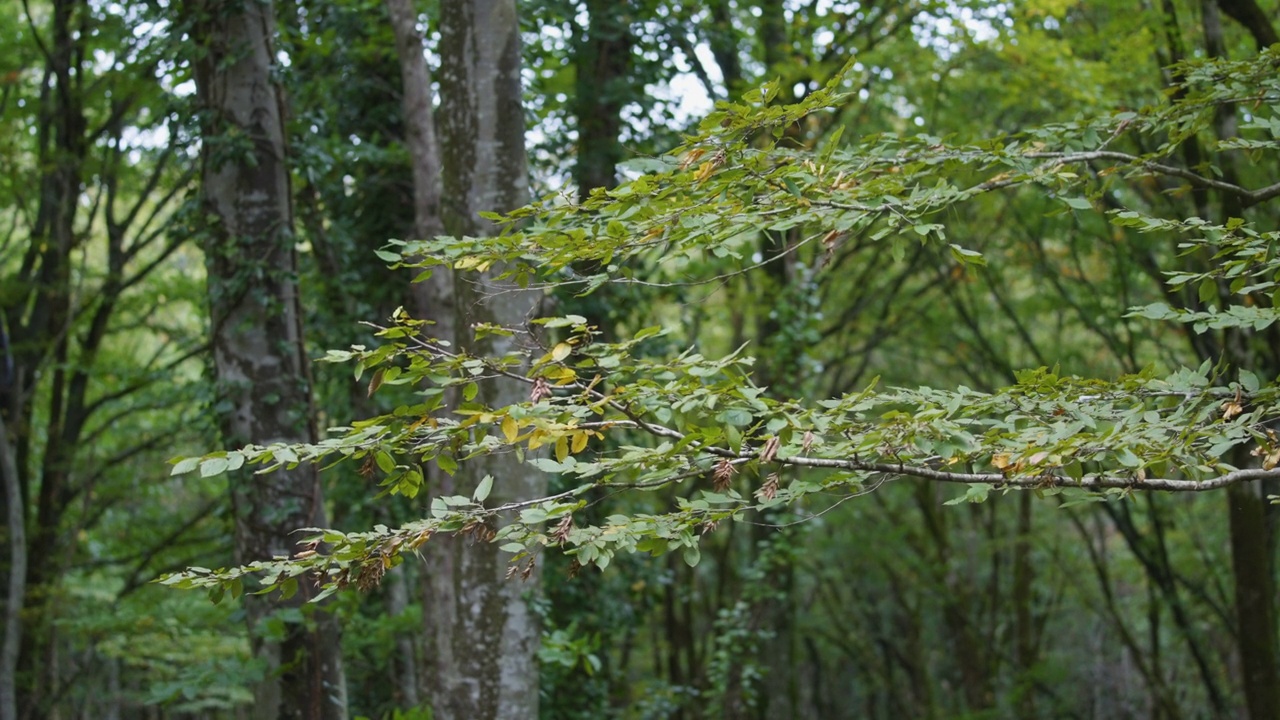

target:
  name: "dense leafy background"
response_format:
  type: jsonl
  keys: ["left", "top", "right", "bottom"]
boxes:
{"left": 3, "top": 0, "right": 1279, "bottom": 718}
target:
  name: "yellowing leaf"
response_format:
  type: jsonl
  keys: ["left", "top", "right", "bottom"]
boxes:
{"left": 543, "top": 365, "right": 577, "bottom": 383}
{"left": 502, "top": 416, "right": 519, "bottom": 443}
{"left": 555, "top": 435, "right": 569, "bottom": 463}
{"left": 679, "top": 147, "right": 705, "bottom": 170}
{"left": 552, "top": 342, "right": 572, "bottom": 362}
{"left": 571, "top": 431, "right": 589, "bottom": 454}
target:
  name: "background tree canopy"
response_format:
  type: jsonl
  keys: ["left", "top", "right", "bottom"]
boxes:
{"left": 3, "top": 0, "right": 1280, "bottom": 718}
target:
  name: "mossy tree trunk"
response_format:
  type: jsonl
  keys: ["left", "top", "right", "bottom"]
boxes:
{"left": 423, "top": 1, "right": 543, "bottom": 718}
{"left": 187, "top": 0, "right": 347, "bottom": 716}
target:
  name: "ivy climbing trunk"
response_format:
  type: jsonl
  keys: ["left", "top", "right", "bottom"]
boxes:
{"left": 424, "top": 0, "right": 542, "bottom": 717}
{"left": 186, "top": 1, "right": 347, "bottom": 717}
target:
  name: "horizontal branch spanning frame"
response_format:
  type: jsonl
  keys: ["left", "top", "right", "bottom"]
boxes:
{"left": 1022, "top": 150, "right": 1280, "bottom": 207}
{"left": 387, "top": 326, "right": 1273, "bottom": 497}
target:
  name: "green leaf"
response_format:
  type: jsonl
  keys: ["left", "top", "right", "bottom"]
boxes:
{"left": 945, "top": 483, "right": 991, "bottom": 505}
{"left": 1198, "top": 278, "right": 1217, "bottom": 303}
{"left": 375, "top": 450, "right": 396, "bottom": 474}
{"left": 716, "top": 408, "right": 754, "bottom": 427}
{"left": 1239, "top": 369, "right": 1260, "bottom": 393}
{"left": 682, "top": 543, "right": 701, "bottom": 568}
{"left": 474, "top": 474, "right": 494, "bottom": 503}
{"left": 199, "top": 457, "right": 229, "bottom": 478}
{"left": 948, "top": 244, "right": 986, "bottom": 266}
{"left": 520, "top": 507, "right": 549, "bottom": 524}
{"left": 171, "top": 457, "right": 200, "bottom": 476}
{"left": 436, "top": 453, "right": 458, "bottom": 476}
{"left": 529, "top": 457, "right": 568, "bottom": 473}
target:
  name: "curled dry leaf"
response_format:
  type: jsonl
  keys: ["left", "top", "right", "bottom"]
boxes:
{"left": 530, "top": 377, "right": 552, "bottom": 403}
{"left": 1222, "top": 387, "right": 1245, "bottom": 421}
{"left": 678, "top": 147, "right": 705, "bottom": 170}
{"left": 550, "top": 514, "right": 574, "bottom": 545}
{"left": 820, "top": 230, "right": 844, "bottom": 268}
{"left": 712, "top": 458, "right": 737, "bottom": 492}
{"left": 1222, "top": 400, "right": 1244, "bottom": 421}
{"left": 355, "top": 557, "right": 387, "bottom": 591}
{"left": 757, "top": 472, "right": 780, "bottom": 501}
{"left": 760, "top": 435, "right": 781, "bottom": 464}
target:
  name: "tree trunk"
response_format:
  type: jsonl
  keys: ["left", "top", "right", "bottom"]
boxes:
{"left": 423, "top": 1, "right": 542, "bottom": 717}
{"left": 1012, "top": 492, "right": 1037, "bottom": 719}
{"left": 11, "top": 2, "right": 87, "bottom": 711}
{"left": 0, "top": 414, "right": 24, "bottom": 720}
{"left": 187, "top": 1, "right": 347, "bottom": 716}
{"left": 385, "top": 0, "right": 453, "bottom": 330}
{"left": 1228, "top": 481, "right": 1279, "bottom": 720}
{"left": 383, "top": 0, "right": 453, "bottom": 710}
{"left": 1198, "top": 3, "right": 1280, "bottom": 716}
{"left": 573, "top": 0, "right": 631, "bottom": 200}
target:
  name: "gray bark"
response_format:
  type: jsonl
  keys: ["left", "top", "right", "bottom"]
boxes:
{"left": 383, "top": 1, "right": 449, "bottom": 709}
{"left": 187, "top": 1, "right": 347, "bottom": 717}
{"left": 385, "top": 566, "right": 421, "bottom": 708}
{"left": 0, "top": 414, "right": 24, "bottom": 720}
{"left": 425, "top": 1, "right": 542, "bottom": 717}
{"left": 385, "top": 0, "right": 455, "bottom": 332}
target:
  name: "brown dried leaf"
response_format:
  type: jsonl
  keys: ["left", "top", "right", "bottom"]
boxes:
{"left": 356, "top": 558, "right": 386, "bottom": 591}
{"left": 759, "top": 436, "right": 781, "bottom": 464}
{"left": 679, "top": 148, "right": 706, "bottom": 171}
{"left": 820, "top": 230, "right": 844, "bottom": 268}
{"left": 1222, "top": 401, "right": 1244, "bottom": 421}
{"left": 712, "top": 458, "right": 737, "bottom": 492}
{"left": 530, "top": 377, "right": 552, "bottom": 403}
{"left": 550, "top": 514, "right": 574, "bottom": 545}
{"left": 408, "top": 529, "right": 433, "bottom": 550}
{"left": 1265, "top": 449, "right": 1280, "bottom": 471}
{"left": 757, "top": 473, "right": 780, "bottom": 501}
